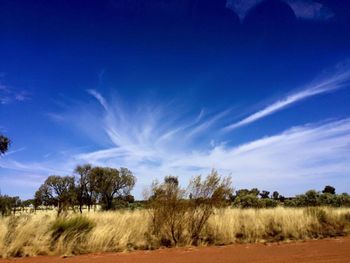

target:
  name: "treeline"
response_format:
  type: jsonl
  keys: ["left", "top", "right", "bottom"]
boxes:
{"left": 1, "top": 164, "right": 350, "bottom": 217}
{"left": 34, "top": 164, "right": 136, "bottom": 215}
{"left": 231, "top": 185, "right": 350, "bottom": 208}
{"left": 0, "top": 195, "right": 21, "bottom": 216}
{"left": 0, "top": 164, "right": 136, "bottom": 216}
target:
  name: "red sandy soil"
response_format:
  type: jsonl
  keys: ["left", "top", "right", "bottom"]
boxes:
{"left": 2, "top": 237, "right": 350, "bottom": 263}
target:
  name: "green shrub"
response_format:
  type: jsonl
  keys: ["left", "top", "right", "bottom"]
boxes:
{"left": 261, "top": 198, "right": 278, "bottom": 208}
{"left": 233, "top": 194, "right": 261, "bottom": 208}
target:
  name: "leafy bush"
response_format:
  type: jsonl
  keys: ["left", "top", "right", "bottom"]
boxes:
{"left": 233, "top": 194, "right": 261, "bottom": 208}
{"left": 336, "top": 194, "right": 350, "bottom": 207}
{"left": 148, "top": 170, "right": 232, "bottom": 246}
{"left": 260, "top": 198, "right": 278, "bottom": 208}
{"left": 232, "top": 194, "right": 278, "bottom": 208}
{"left": 149, "top": 176, "right": 188, "bottom": 246}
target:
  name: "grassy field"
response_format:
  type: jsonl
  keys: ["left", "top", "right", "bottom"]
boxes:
{"left": 1, "top": 207, "right": 350, "bottom": 258}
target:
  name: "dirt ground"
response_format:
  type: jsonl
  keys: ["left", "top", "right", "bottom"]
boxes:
{"left": 2, "top": 237, "right": 350, "bottom": 263}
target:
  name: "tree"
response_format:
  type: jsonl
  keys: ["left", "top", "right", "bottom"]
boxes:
{"left": 259, "top": 190, "right": 270, "bottom": 199}
{"left": 92, "top": 167, "right": 136, "bottom": 210}
{"left": 0, "top": 195, "right": 21, "bottom": 216}
{"left": 148, "top": 170, "right": 232, "bottom": 246}
{"left": 294, "top": 190, "right": 320, "bottom": 207}
{"left": 322, "top": 185, "right": 336, "bottom": 195}
{"left": 233, "top": 194, "right": 261, "bottom": 208}
{"left": 35, "top": 175, "right": 76, "bottom": 215}
{"left": 0, "top": 135, "right": 10, "bottom": 155}
{"left": 235, "top": 189, "right": 251, "bottom": 197}
{"left": 319, "top": 192, "right": 337, "bottom": 206}
{"left": 272, "top": 191, "right": 280, "bottom": 200}
{"left": 250, "top": 188, "right": 260, "bottom": 197}
{"left": 84, "top": 166, "right": 99, "bottom": 211}
{"left": 187, "top": 170, "right": 233, "bottom": 245}
{"left": 149, "top": 176, "right": 187, "bottom": 246}
{"left": 74, "top": 164, "right": 92, "bottom": 213}
{"left": 236, "top": 188, "right": 260, "bottom": 197}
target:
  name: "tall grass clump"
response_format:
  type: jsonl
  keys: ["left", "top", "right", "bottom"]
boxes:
{"left": 0, "top": 213, "right": 53, "bottom": 258}
{"left": 50, "top": 215, "right": 95, "bottom": 255}
{"left": 208, "top": 207, "right": 350, "bottom": 245}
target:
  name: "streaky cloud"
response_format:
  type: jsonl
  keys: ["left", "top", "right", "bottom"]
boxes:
{"left": 228, "top": 0, "right": 334, "bottom": 21}
{"left": 87, "top": 89, "right": 110, "bottom": 111}
{"left": 223, "top": 66, "right": 350, "bottom": 132}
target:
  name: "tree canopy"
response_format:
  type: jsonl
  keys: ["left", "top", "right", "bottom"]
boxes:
{"left": 0, "top": 135, "right": 10, "bottom": 155}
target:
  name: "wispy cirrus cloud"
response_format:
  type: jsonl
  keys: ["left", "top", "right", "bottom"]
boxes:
{"left": 73, "top": 110, "right": 350, "bottom": 196}
{"left": 223, "top": 65, "right": 350, "bottom": 131}
{"left": 287, "top": 0, "right": 334, "bottom": 20}
{"left": 0, "top": 81, "right": 31, "bottom": 105}
{"left": 228, "top": 0, "right": 334, "bottom": 21}
{"left": 2, "top": 62, "right": 350, "bottom": 198}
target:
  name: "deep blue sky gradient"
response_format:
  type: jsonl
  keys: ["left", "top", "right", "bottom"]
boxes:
{"left": 1, "top": 0, "right": 350, "bottom": 199}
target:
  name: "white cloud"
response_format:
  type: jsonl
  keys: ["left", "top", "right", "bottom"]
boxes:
{"left": 2, "top": 63, "right": 350, "bottom": 198}
{"left": 75, "top": 117, "right": 350, "bottom": 196}
{"left": 223, "top": 65, "right": 350, "bottom": 131}
{"left": 286, "top": 0, "right": 334, "bottom": 20}
{"left": 227, "top": 0, "right": 334, "bottom": 21}
{"left": 2, "top": 117, "right": 350, "bottom": 198}
{"left": 227, "top": 0, "right": 262, "bottom": 19}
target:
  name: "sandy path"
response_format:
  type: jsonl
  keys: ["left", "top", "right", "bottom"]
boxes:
{"left": 2, "top": 237, "right": 350, "bottom": 263}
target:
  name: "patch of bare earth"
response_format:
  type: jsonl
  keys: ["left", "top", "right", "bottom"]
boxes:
{"left": 2, "top": 237, "right": 350, "bottom": 263}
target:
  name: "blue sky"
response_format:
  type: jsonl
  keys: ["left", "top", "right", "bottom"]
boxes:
{"left": 1, "top": 0, "right": 350, "bottom": 199}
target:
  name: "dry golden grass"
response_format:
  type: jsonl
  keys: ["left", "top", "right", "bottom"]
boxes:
{"left": 1, "top": 207, "right": 350, "bottom": 258}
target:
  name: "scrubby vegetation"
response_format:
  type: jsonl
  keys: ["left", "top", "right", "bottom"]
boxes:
{"left": 0, "top": 207, "right": 350, "bottom": 258}
{"left": 231, "top": 186, "right": 350, "bottom": 208}
{"left": 147, "top": 171, "right": 232, "bottom": 246}
{"left": 1, "top": 166, "right": 350, "bottom": 258}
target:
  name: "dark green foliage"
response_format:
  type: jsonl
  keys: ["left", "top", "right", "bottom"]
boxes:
{"left": 35, "top": 176, "right": 76, "bottom": 215}
{"left": 305, "top": 190, "right": 320, "bottom": 206}
{"left": 33, "top": 165, "right": 136, "bottom": 213}
{"left": 233, "top": 193, "right": 278, "bottom": 208}
{"left": 284, "top": 189, "right": 350, "bottom": 208}
{"left": 259, "top": 190, "right": 270, "bottom": 199}
{"left": 0, "top": 195, "right": 21, "bottom": 216}
{"left": 74, "top": 164, "right": 93, "bottom": 213}
{"left": 0, "top": 135, "right": 10, "bottom": 155}
{"left": 322, "top": 185, "right": 336, "bottom": 195}
{"left": 335, "top": 193, "right": 350, "bottom": 207}
{"left": 260, "top": 198, "right": 278, "bottom": 208}
{"left": 319, "top": 193, "right": 337, "bottom": 206}
{"left": 272, "top": 191, "right": 280, "bottom": 200}
{"left": 92, "top": 166, "right": 136, "bottom": 210}
{"left": 233, "top": 194, "right": 261, "bottom": 208}
{"left": 164, "top": 176, "right": 179, "bottom": 186}
{"left": 51, "top": 216, "right": 95, "bottom": 241}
